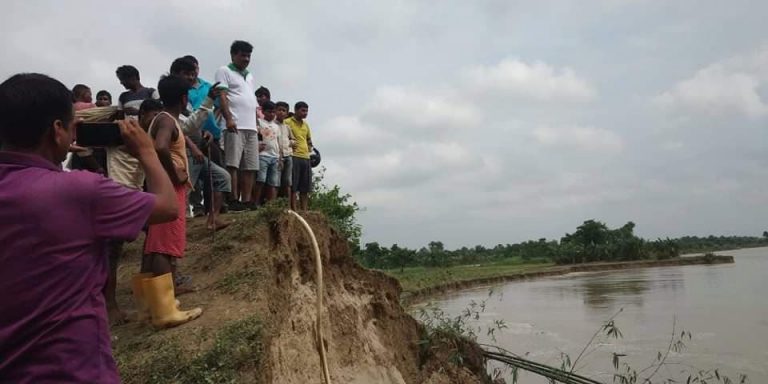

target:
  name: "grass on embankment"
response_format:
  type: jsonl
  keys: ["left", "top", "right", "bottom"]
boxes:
{"left": 384, "top": 257, "right": 553, "bottom": 294}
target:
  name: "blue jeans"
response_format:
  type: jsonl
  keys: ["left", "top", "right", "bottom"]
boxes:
{"left": 256, "top": 156, "right": 280, "bottom": 187}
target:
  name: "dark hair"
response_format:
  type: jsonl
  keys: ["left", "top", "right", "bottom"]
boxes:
{"left": 294, "top": 101, "right": 308, "bottom": 111}
{"left": 0, "top": 73, "right": 74, "bottom": 149}
{"left": 116, "top": 65, "right": 140, "bottom": 80}
{"left": 170, "top": 57, "right": 196, "bottom": 75}
{"left": 157, "top": 75, "right": 190, "bottom": 108}
{"left": 96, "top": 90, "right": 112, "bottom": 100}
{"left": 182, "top": 55, "right": 198, "bottom": 65}
{"left": 139, "top": 98, "right": 163, "bottom": 115}
{"left": 71, "top": 84, "right": 90, "bottom": 101}
{"left": 255, "top": 86, "right": 271, "bottom": 99}
{"left": 275, "top": 101, "right": 289, "bottom": 110}
{"left": 261, "top": 100, "right": 276, "bottom": 111}
{"left": 230, "top": 40, "right": 253, "bottom": 55}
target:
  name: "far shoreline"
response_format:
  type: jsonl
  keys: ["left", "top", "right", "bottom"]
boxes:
{"left": 401, "top": 254, "right": 735, "bottom": 306}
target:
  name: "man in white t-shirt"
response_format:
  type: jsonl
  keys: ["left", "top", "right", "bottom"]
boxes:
{"left": 214, "top": 40, "right": 259, "bottom": 211}
{"left": 253, "top": 101, "right": 282, "bottom": 205}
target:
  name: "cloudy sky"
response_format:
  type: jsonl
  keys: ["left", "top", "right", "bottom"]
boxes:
{"left": 2, "top": 0, "right": 766, "bottom": 248}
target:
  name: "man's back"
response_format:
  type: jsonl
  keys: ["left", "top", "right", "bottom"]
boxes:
{"left": 0, "top": 152, "right": 154, "bottom": 383}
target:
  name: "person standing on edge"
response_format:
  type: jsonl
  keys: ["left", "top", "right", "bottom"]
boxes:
{"left": 253, "top": 101, "right": 282, "bottom": 205}
{"left": 184, "top": 54, "right": 224, "bottom": 166}
{"left": 285, "top": 101, "right": 313, "bottom": 210}
{"left": 255, "top": 86, "right": 270, "bottom": 119}
{"left": 170, "top": 57, "right": 232, "bottom": 230}
{"left": 215, "top": 40, "right": 259, "bottom": 211}
{"left": 99, "top": 65, "right": 159, "bottom": 324}
{"left": 0, "top": 73, "right": 178, "bottom": 384}
{"left": 275, "top": 101, "right": 295, "bottom": 198}
{"left": 72, "top": 84, "right": 96, "bottom": 111}
{"left": 139, "top": 75, "right": 203, "bottom": 327}
{"left": 95, "top": 90, "right": 112, "bottom": 107}
{"left": 116, "top": 65, "right": 159, "bottom": 117}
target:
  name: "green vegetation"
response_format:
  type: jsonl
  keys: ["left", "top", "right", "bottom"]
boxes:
{"left": 309, "top": 167, "right": 362, "bottom": 248}
{"left": 676, "top": 234, "right": 768, "bottom": 254}
{"left": 387, "top": 260, "right": 552, "bottom": 293}
{"left": 114, "top": 316, "right": 264, "bottom": 384}
{"left": 357, "top": 220, "right": 768, "bottom": 271}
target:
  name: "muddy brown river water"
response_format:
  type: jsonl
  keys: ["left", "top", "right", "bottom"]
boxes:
{"left": 423, "top": 247, "right": 768, "bottom": 383}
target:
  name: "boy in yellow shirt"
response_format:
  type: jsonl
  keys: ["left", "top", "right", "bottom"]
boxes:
{"left": 283, "top": 101, "right": 313, "bottom": 210}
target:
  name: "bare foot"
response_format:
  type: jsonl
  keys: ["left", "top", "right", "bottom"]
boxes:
{"left": 207, "top": 219, "right": 232, "bottom": 231}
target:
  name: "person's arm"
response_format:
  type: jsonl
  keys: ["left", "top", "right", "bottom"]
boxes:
{"left": 186, "top": 135, "right": 205, "bottom": 162}
{"left": 307, "top": 127, "right": 313, "bottom": 152}
{"left": 151, "top": 116, "right": 184, "bottom": 186}
{"left": 214, "top": 70, "right": 237, "bottom": 133}
{"left": 119, "top": 119, "right": 177, "bottom": 224}
{"left": 181, "top": 97, "right": 215, "bottom": 137}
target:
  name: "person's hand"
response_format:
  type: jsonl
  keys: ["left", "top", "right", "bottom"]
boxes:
{"left": 119, "top": 119, "right": 155, "bottom": 158}
{"left": 190, "top": 144, "right": 205, "bottom": 162}
{"left": 202, "top": 131, "right": 213, "bottom": 146}
{"left": 290, "top": 140, "right": 297, "bottom": 150}
{"left": 226, "top": 118, "right": 237, "bottom": 133}
{"left": 207, "top": 82, "right": 221, "bottom": 99}
{"left": 259, "top": 142, "right": 267, "bottom": 152}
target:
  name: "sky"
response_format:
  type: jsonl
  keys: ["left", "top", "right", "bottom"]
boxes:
{"left": 2, "top": 0, "right": 766, "bottom": 248}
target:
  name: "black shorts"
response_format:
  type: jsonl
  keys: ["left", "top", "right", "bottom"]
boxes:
{"left": 291, "top": 157, "right": 312, "bottom": 194}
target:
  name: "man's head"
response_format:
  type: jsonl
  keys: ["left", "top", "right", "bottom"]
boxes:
{"left": 138, "top": 98, "right": 163, "bottom": 131}
{"left": 0, "top": 73, "right": 76, "bottom": 163}
{"left": 255, "top": 86, "right": 271, "bottom": 106}
{"left": 262, "top": 100, "right": 276, "bottom": 121}
{"left": 229, "top": 40, "right": 253, "bottom": 71}
{"left": 158, "top": 75, "right": 190, "bottom": 110}
{"left": 275, "top": 101, "right": 289, "bottom": 122}
{"left": 116, "top": 65, "right": 141, "bottom": 91}
{"left": 294, "top": 101, "right": 309, "bottom": 120}
{"left": 169, "top": 57, "right": 197, "bottom": 87}
{"left": 183, "top": 55, "right": 200, "bottom": 78}
{"left": 95, "top": 90, "right": 112, "bottom": 107}
{"left": 71, "top": 84, "right": 92, "bottom": 103}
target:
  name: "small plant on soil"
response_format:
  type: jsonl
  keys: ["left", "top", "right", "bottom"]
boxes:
{"left": 115, "top": 316, "right": 264, "bottom": 384}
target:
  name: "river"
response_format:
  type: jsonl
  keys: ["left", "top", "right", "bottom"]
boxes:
{"left": 420, "top": 247, "right": 768, "bottom": 383}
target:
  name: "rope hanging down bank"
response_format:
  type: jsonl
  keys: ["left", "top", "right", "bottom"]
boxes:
{"left": 286, "top": 210, "right": 332, "bottom": 384}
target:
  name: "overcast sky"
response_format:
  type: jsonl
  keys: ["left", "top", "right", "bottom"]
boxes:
{"left": 2, "top": 0, "right": 766, "bottom": 248}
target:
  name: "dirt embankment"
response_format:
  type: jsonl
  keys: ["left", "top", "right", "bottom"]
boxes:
{"left": 112, "top": 212, "right": 489, "bottom": 384}
{"left": 402, "top": 255, "right": 734, "bottom": 306}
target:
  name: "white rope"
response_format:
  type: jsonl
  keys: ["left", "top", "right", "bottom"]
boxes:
{"left": 287, "top": 210, "right": 332, "bottom": 384}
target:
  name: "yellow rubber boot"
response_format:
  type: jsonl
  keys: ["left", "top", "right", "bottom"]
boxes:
{"left": 131, "top": 273, "right": 154, "bottom": 322}
{"left": 142, "top": 273, "right": 202, "bottom": 329}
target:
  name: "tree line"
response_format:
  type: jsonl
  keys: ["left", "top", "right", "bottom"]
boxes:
{"left": 354, "top": 220, "right": 768, "bottom": 270}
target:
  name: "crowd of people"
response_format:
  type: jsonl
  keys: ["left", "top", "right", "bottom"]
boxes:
{"left": 0, "top": 40, "right": 316, "bottom": 383}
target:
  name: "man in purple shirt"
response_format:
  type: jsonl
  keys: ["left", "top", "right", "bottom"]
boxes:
{"left": 0, "top": 73, "right": 178, "bottom": 383}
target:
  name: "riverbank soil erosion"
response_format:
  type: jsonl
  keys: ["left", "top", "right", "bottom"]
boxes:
{"left": 112, "top": 212, "right": 489, "bottom": 384}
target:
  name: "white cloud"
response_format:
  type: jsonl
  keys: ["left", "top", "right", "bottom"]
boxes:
{"left": 532, "top": 125, "right": 624, "bottom": 153}
{"left": 362, "top": 86, "right": 477, "bottom": 136}
{"left": 462, "top": 58, "right": 597, "bottom": 102}
{"left": 655, "top": 47, "right": 768, "bottom": 118}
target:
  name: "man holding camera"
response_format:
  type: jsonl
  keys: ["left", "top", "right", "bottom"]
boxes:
{"left": 0, "top": 73, "right": 178, "bottom": 383}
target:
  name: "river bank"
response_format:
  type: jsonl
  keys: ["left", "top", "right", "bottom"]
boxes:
{"left": 396, "top": 255, "right": 734, "bottom": 305}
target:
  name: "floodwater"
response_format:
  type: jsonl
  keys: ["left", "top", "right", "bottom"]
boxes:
{"left": 420, "top": 247, "right": 768, "bottom": 383}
